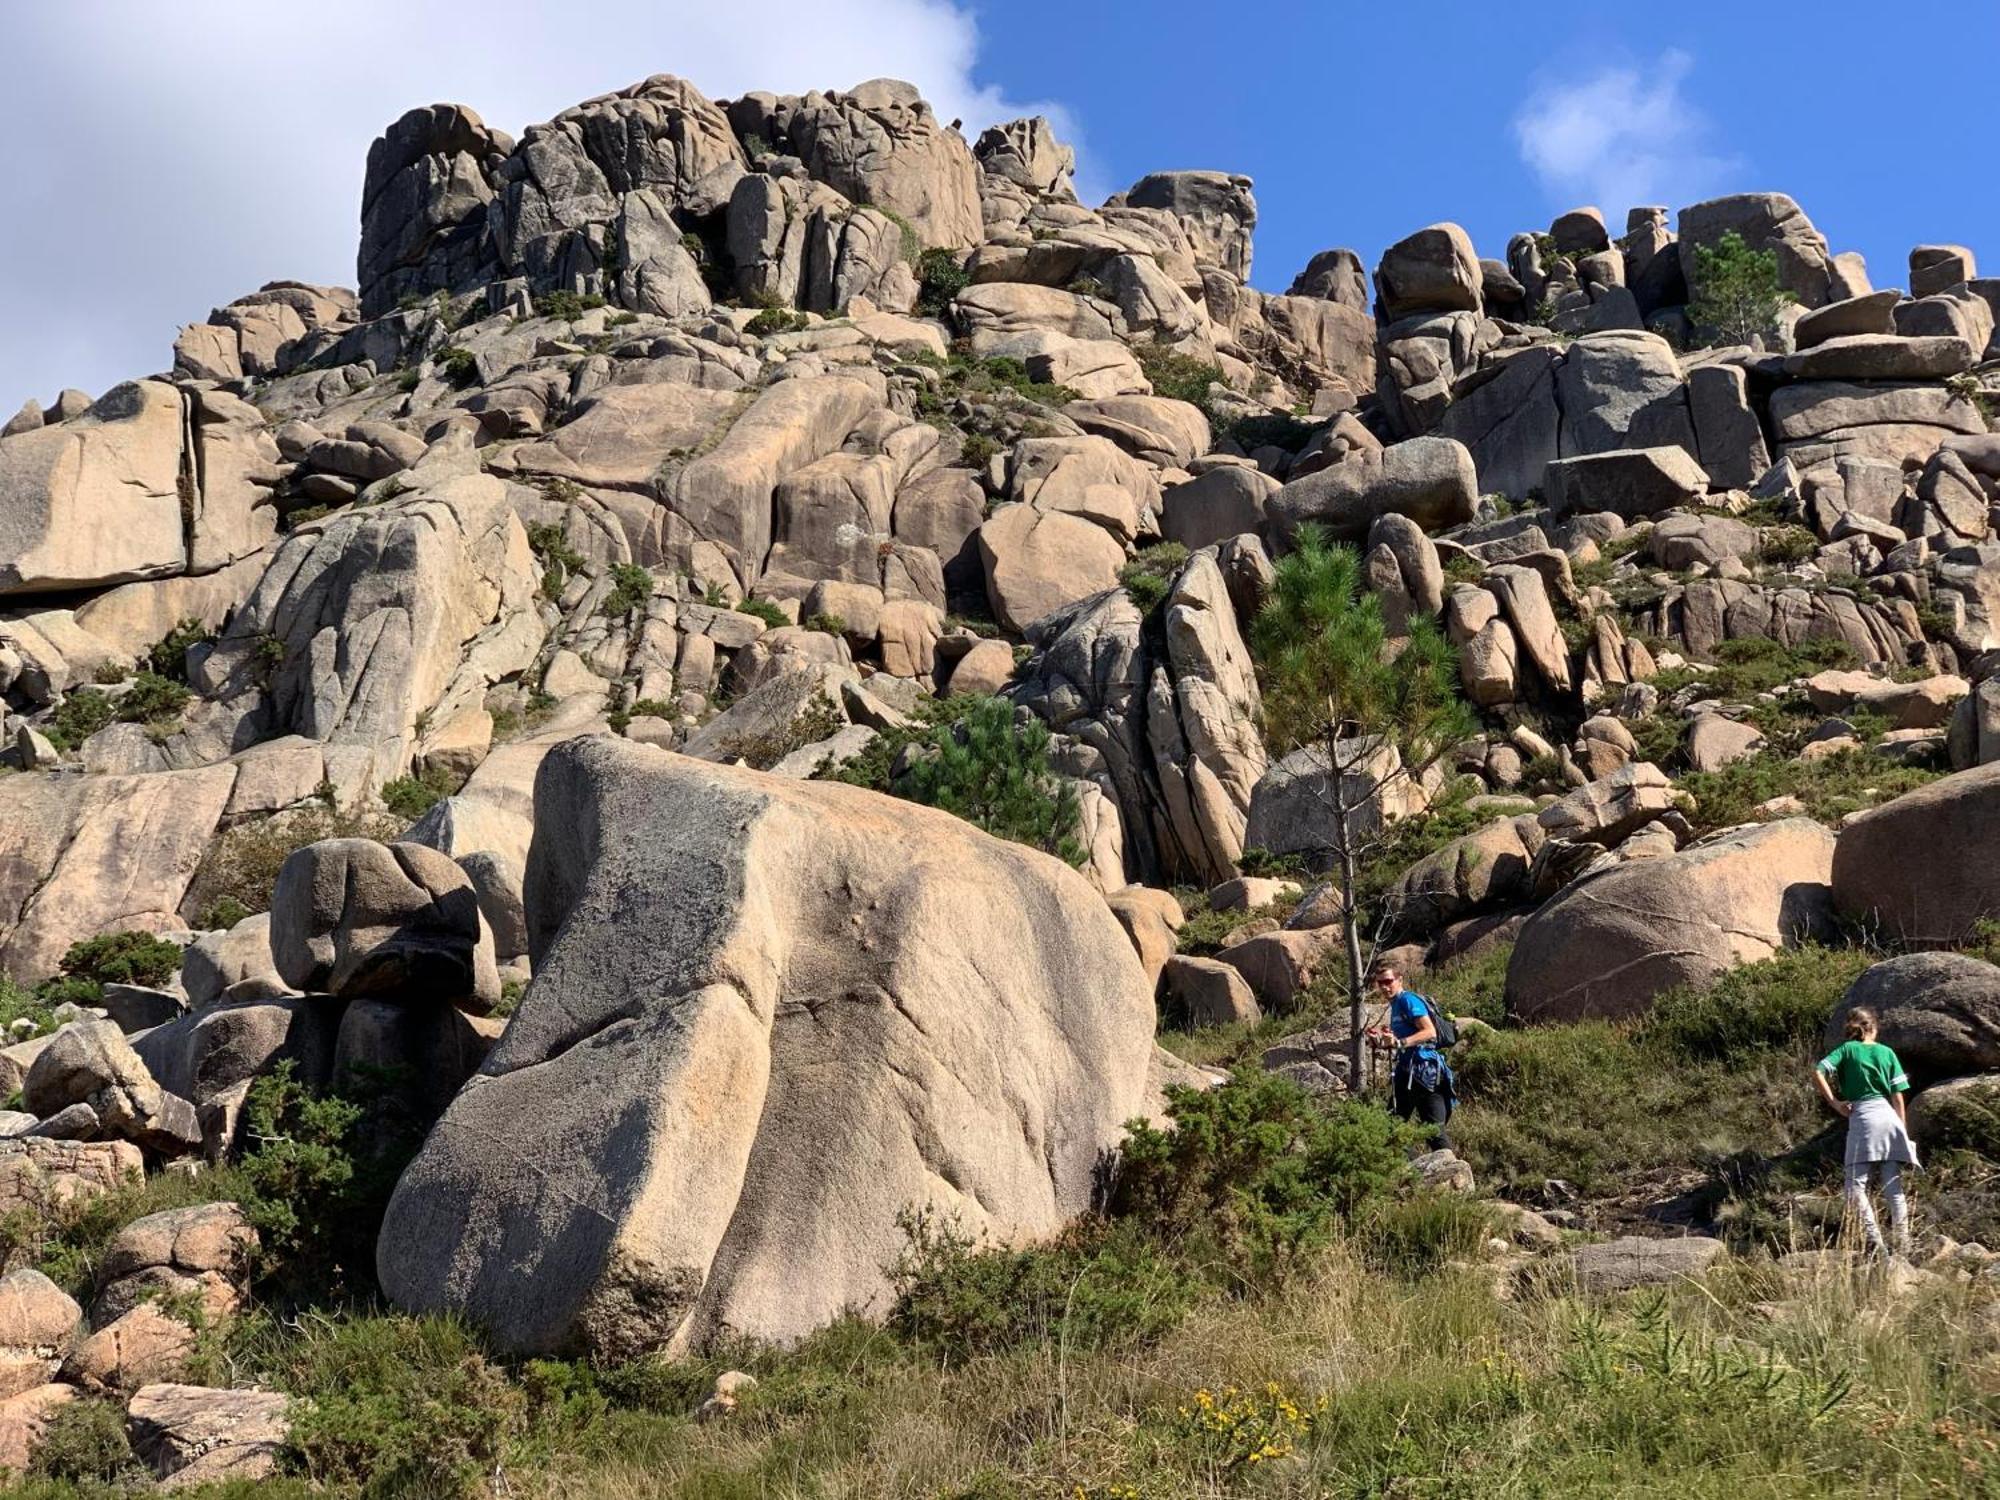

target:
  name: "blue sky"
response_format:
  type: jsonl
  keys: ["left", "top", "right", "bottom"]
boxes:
{"left": 2, "top": 1, "right": 1994, "bottom": 409}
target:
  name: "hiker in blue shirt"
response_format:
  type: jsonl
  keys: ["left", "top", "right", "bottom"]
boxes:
{"left": 1365, "top": 961, "right": 1455, "bottom": 1148}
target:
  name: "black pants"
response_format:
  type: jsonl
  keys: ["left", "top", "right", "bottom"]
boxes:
{"left": 1392, "top": 1051, "right": 1452, "bottom": 1149}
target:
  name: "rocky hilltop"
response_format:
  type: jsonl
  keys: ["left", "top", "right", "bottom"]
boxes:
{"left": 1, "top": 71, "right": 1998, "bottom": 1491}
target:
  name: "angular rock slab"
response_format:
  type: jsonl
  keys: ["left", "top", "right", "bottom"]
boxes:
{"left": 379, "top": 737, "right": 1158, "bottom": 1357}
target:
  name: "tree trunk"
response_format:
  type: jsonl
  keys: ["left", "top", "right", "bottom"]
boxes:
{"left": 1324, "top": 729, "right": 1367, "bottom": 1094}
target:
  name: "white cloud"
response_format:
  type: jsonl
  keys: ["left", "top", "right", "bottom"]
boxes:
{"left": 0, "top": 0, "right": 1079, "bottom": 410}
{"left": 1512, "top": 50, "right": 1744, "bottom": 224}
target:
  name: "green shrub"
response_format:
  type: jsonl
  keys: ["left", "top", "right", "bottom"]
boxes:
{"left": 43, "top": 688, "right": 114, "bottom": 751}
{"left": 27, "top": 1397, "right": 142, "bottom": 1485}
{"left": 721, "top": 693, "right": 848, "bottom": 771}
{"left": 0, "top": 976, "right": 59, "bottom": 1040}
{"left": 1111, "top": 1069, "right": 1418, "bottom": 1280}
{"left": 1119, "top": 540, "right": 1190, "bottom": 613}
{"left": 600, "top": 562, "right": 655, "bottom": 616}
{"left": 38, "top": 931, "right": 184, "bottom": 1006}
{"left": 537, "top": 290, "right": 605, "bottom": 322}
{"left": 888, "top": 1211, "right": 1195, "bottom": 1358}
{"left": 914, "top": 247, "right": 970, "bottom": 317}
{"left": 737, "top": 597, "right": 790, "bottom": 629}
{"left": 959, "top": 432, "right": 1000, "bottom": 469}
{"left": 436, "top": 345, "right": 480, "bottom": 388}
{"left": 115, "top": 670, "right": 191, "bottom": 728}
{"left": 272, "top": 1312, "right": 524, "bottom": 1499}
{"left": 803, "top": 612, "right": 846, "bottom": 635}
{"left": 146, "top": 617, "right": 215, "bottom": 682}
{"left": 525, "top": 522, "right": 585, "bottom": 599}
{"left": 1642, "top": 945, "right": 1868, "bottom": 1064}
{"left": 1677, "top": 745, "right": 1939, "bottom": 832}
{"left": 1133, "top": 343, "right": 1223, "bottom": 414}
{"left": 1356, "top": 1190, "right": 1494, "bottom": 1275}
{"left": 380, "top": 764, "right": 464, "bottom": 820}
{"left": 746, "top": 305, "right": 810, "bottom": 336}
{"left": 898, "top": 697, "right": 1085, "bottom": 864}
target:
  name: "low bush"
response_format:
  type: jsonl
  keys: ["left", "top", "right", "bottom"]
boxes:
{"left": 1133, "top": 343, "right": 1223, "bottom": 414}
{"left": 43, "top": 688, "right": 114, "bottom": 751}
{"left": 914, "top": 247, "right": 969, "bottom": 317}
{"left": 896, "top": 696, "right": 1084, "bottom": 864}
{"left": 436, "top": 345, "right": 480, "bottom": 388}
{"left": 600, "top": 562, "right": 655, "bottom": 616}
{"left": 27, "top": 1398, "right": 143, "bottom": 1486}
{"left": 52, "top": 929, "right": 183, "bottom": 989}
{"left": 1118, "top": 541, "right": 1189, "bottom": 613}
{"left": 1677, "top": 745, "right": 1939, "bottom": 832}
{"left": 146, "top": 617, "right": 215, "bottom": 682}
{"left": 802, "top": 612, "right": 846, "bottom": 635}
{"left": 888, "top": 1211, "right": 1195, "bottom": 1358}
{"left": 379, "top": 763, "right": 463, "bottom": 820}
{"left": 745, "top": 305, "right": 810, "bottom": 337}
{"left": 1111, "top": 1069, "right": 1420, "bottom": 1280}
{"left": 737, "top": 597, "right": 790, "bottom": 629}
{"left": 525, "top": 521, "right": 585, "bottom": 599}
{"left": 182, "top": 803, "right": 404, "bottom": 921}
{"left": 537, "top": 290, "right": 605, "bottom": 322}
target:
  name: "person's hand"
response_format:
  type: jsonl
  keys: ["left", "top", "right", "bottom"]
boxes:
{"left": 1836, "top": 1100, "right": 1853, "bottom": 1119}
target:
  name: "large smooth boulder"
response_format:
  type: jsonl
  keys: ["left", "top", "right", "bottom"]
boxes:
{"left": 271, "top": 839, "right": 498, "bottom": 1010}
{"left": 1556, "top": 331, "right": 1694, "bottom": 458}
{"left": 0, "top": 382, "right": 187, "bottom": 597}
{"left": 1268, "top": 436, "right": 1477, "bottom": 543}
{"left": 1782, "top": 334, "right": 1976, "bottom": 382}
{"left": 978, "top": 505, "right": 1125, "bottom": 633}
{"left": 1508, "top": 818, "right": 1837, "bottom": 1024}
{"left": 1122, "top": 171, "right": 1257, "bottom": 280}
{"left": 1388, "top": 814, "right": 1543, "bottom": 937}
{"left": 1243, "top": 740, "right": 1433, "bottom": 863}
{"left": 1373, "top": 224, "right": 1481, "bottom": 320}
{"left": 377, "top": 738, "right": 1158, "bottom": 1356}
{"left": 1831, "top": 763, "right": 2000, "bottom": 946}
{"left": 1824, "top": 953, "right": 2000, "bottom": 1086}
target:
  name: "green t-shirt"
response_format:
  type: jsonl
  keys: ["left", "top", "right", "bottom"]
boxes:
{"left": 1816, "top": 1039, "right": 1910, "bottom": 1102}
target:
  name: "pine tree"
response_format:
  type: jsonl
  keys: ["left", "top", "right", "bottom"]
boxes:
{"left": 1250, "top": 524, "right": 1475, "bottom": 1091}
{"left": 902, "top": 697, "right": 1085, "bottom": 865}
{"left": 1688, "top": 230, "right": 1792, "bottom": 349}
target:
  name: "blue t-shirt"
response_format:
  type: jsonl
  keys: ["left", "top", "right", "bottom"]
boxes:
{"left": 1389, "top": 990, "right": 1435, "bottom": 1043}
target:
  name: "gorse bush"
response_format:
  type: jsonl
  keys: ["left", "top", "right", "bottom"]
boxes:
{"left": 888, "top": 1211, "right": 1195, "bottom": 1358}
{"left": 146, "top": 617, "right": 215, "bottom": 682}
{"left": 53, "top": 929, "right": 183, "bottom": 989}
{"left": 736, "top": 597, "right": 789, "bottom": 629}
{"left": 898, "top": 696, "right": 1085, "bottom": 864}
{"left": 379, "top": 763, "right": 463, "bottom": 820}
{"left": 600, "top": 562, "right": 654, "bottom": 616}
{"left": 1119, "top": 540, "right": 1189, "bottom": 613}
{"left": 745, "top": 305, "right": 810, "bottom": 336}
{"left": 914, "top": 247, "right": 970, "bottom": 317}
{"left": 1111, "top": 1069, "right": 1420, "bottom": 1280}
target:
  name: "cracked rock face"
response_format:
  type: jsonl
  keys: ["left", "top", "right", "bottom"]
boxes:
{"left": 377, "top": 736, "right": 1157, "bottom": 1357}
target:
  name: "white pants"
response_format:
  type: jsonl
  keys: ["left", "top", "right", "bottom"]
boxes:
{"left": 1843, "top": 1159, "right": 1909, "bottom": 1256}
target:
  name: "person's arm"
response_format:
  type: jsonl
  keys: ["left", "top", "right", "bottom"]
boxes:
{"left": 1888, "top": 1052, "right": 1911, "bottom": 1127}
{"left": 1892, "top": 1090, "right": 1908, "bottom": 1127}
{"left": 1813, "top": 1065, "right": 1851, "bottom": 1118}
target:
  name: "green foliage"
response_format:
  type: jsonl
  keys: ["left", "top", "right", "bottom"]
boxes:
{"left": 1688, "top": 231, "right": 1793, "bottom": 348}
{"left": 1655, "top": 634, "right": 1856, "bottom": 701}
{"left": 115, "top": 670, "right": 191, "bottom": 729}
{"left": 745, "top": 305, "right": 810, "bottom": 336}
{"left": 1133, "top": 342, "right": 1223, "bottom": 412}
{"left": 1253, "top": 524, "right": 1474, "bottom": 781}
{"left": 1118, "top": 540, "right": 1189, "bottom": 613}
{"left": 27, "top": 1398, "right": 142, "bottom": 1486}
{"left": 736, "top": 597, "right": 790, "bottom": 629}
{"left": 897, "top": 696, "right": 1085, "bottom": 864}
{"left": 721, "top": 693, "right": 848, "bottom": 771}
{"left": 600, "top": 562, "right": 655, "bottom": 616}
{"left": 914, "top": 247, "right": 970, "bottom": 317}
{"left": 1759, "top": 524, "right": 1819, "bottom": 567}
{"left": 1355, "top": 1190, "right": 1494, "bottom": 1274}
{"left": 958, "top": 431, "right": 1000, "bottom": 469}
{"left": 537, "top": 290, "right": 605, "bottom": 322}
{"left": 146, "top": 617, "right": 214, "bottom": 682}
{"left": 1224, "top": 410, "right": 1320, "bottom": 451}
{"left": 1114, "top": 1070, "right": 1420, "bottom": 1279}
{"left": 89, "top": 660, "right": 128, "bottom": 685}
{"left": 183, "top": 803, "right": 404, "bottom": 922}
{"left": 274, "top": 1313, "right": 524, "bottom": 1499}
{"left": 379, "top": 763, "right": 464, "bottom": 820}
{"left": 198, "top": 895, "right": 253, "bottom": 932}
{"left": 0, "top": 975, "right": 60, "bottom": 1039}
{"left": 888, "top": 1211, "right": 1195, "bottom": 1358}
{"left": 525, "top": 521, "right": 585, "bottom": 599}
{"left": 42, "top": 688, "right": 114, "bottom": 751}
{"left": 1451, "top": 947, "right": 1861, "bottom": 1199}
{"left": 436, "top": 345, "right": 480, "bottom": 388}
{"left": 911, "top": 353, "right": 1076, "bottom": 418}
{"left": 55, "top": 929, "right": 183, "bottom": 989}
{"left": 255, "top": 632, "right": 288, "bottom": 672}
{"left": 1170, "top": 888, "right": 1295, "bottom": 960}
{"left": 1677, "top": 744, "right": 1940, "bottom": 833}
{"left": 874, "top": 207, "right": 922, "bottom": 265}
{"left": 803, "top": 612, "right": 846, "bottom": 635}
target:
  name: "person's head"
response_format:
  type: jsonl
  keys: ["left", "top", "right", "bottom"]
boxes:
{"left": 1844, "top": 1007, "right": 1879, "bottom": 1043}
{"left": 1370, "top": 962, "right": 1402, "bottom": 997}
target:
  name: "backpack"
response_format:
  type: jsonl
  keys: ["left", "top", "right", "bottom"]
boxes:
{"left": 1412, "top": 992, "right": 1458, "bottom": 1049}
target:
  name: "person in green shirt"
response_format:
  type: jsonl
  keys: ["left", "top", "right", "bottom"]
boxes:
{"left": 1814, "top": 1007, "right": 1918, "bottom": 1259}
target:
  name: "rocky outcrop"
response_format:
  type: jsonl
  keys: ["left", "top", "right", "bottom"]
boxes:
{"left": 378, "top": 737, "right": 1157, "bottom": 1356}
